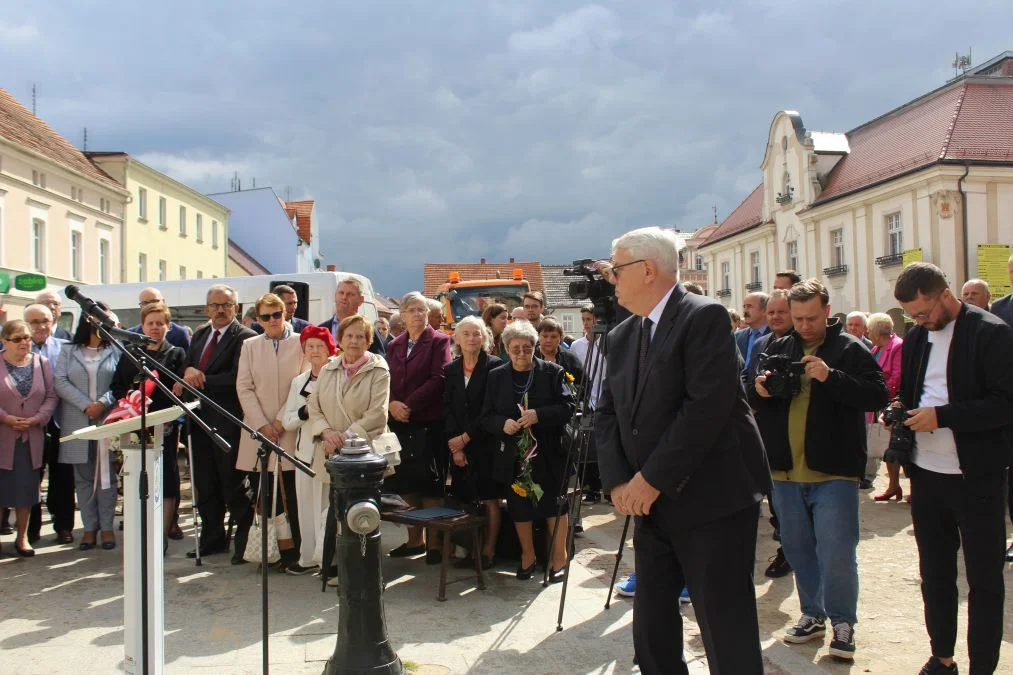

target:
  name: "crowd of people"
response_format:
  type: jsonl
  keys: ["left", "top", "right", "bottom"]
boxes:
{"left": 2, "top": 235, "right": 1012, "bottom": 675}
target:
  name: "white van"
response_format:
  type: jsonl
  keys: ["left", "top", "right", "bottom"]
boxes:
{"left": 64, "top": 272, "right": 378, "bottom": 334}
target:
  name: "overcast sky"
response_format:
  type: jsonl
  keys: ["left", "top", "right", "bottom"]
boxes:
{"left": 2, "top": 1, "right": 1011, "bottom": 295}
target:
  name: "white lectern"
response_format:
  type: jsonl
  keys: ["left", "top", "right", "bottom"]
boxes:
{"left": 62, "top": 402, "right": 198, "bottom": 675}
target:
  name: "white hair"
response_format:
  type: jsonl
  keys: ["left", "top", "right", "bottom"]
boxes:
{"left": 400, "top": 291, "right": 428, "bottom": 312}
{"left": 866, "top": 312, "right": 894, "bottom": 337}
{"left": 962, "top": 278, "right": 989, "bottom": 290}
{"left": 611, "top": 226, "right": 684, "bottom": 277}
{"left": 501, "top": 319, "right": 538, "bottom": 349}
{"left": 426, "top": 298, "right": 442, "bottom": 312}
{"left": 452, "top": 316, "right": 493, "bottom": 355}
{"left": 845, "top": 311, "right": 867, "bottom": 325}
{"left": 206, "top": 284, "right": 238, "bottom": 304}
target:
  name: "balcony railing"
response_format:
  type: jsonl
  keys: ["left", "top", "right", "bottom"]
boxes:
{"left": 745, "top": 281, "right": 763, "bottom": 291}
{"left": 875, "top": 253, "right": 903, "bottom": 268}
{"left": 823, "top": 264, "right": 849, "bottom": 277}
{"left": 715, "top": 288, "right": 732, "bottom": 297}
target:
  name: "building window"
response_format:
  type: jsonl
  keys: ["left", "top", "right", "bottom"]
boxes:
{"left": 831, "top": 228, "right": 845, "bottom": 267}
{"left": 138, "top": 188, "right": 148, "bottom": 220}
{"left": 70, "top": 231, "right": 82, "bottom": 280}
{"left": 31, "top": 218, "right": 45, "bottom": 272}
{"left": 179, "top": 265, "right": 187, "bottom": 280}
{"left": 71, "top": 186, "right": 77, "bottom": 201}
{"left": 138, "top": 253, "right": 147, "bottom": 282}
{"left": 721, "top": 261, "right": 730, "bottom": 290}
{"left": 695, "top": 255, "right": 704, "bottom": 271}
{"left": 158, "top": 197, "right": 167, "bottom": 228}
{"left": 561, "top": 314, "right": 576, "bottom": 334}
{"left": 99, "top": 239, "right": 110, "bottom": 284}
{"left": 196, "top": 214, "right": 203, "bottom": 242}
{"left": 158, "top": 259, "right": 167, "bottom": 281}
{"left": 212, "top": 220, "right": 219, "bottom": 248}
{"left": 196, "top": 270, "right": 204, "bottom": 279}
{"left": 179, "top": 206, "right": 187, "bottom": 235}
{"left": 886, "top": 212, "right": 902, "bottom": 256}
{"left": 32, "top": 170, "right": 46, "bottom": 188}
{"left": 750, "top": 251, "right": 761, "bottom": 285}
{"left": 786, "top": 240, "right": 799, "bottom": 272}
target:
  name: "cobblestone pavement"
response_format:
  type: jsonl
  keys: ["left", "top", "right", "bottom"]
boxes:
{"left": 0, "top": 467, "right": 1010, "bottom": 674}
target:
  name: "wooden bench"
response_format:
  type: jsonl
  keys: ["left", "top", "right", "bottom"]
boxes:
{"left": 381, "top": 510, "right": 487, "bottom": 601}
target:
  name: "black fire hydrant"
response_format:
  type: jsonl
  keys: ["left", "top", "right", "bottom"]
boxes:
{"left": 323, "top": 436, "right": 403, "bottom": 675}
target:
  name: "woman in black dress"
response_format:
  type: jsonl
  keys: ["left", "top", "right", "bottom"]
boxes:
{"left": 483, "top": 320, "right": 575, "bottom": 582}
{"left": 444, "top": 316, "right": 502, "bottom": 568}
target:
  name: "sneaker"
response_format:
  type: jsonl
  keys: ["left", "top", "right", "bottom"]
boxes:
{"left": 616, "top": 573, "right": 637, "bottom": 597}
{"left": 764, "top": 548, "right": 792, "bottom": 578}
{"left": 679, "top": 586, "right": 691, "bottom": 604}
{"left": 919, "top": 656, "right": 958, "bottom": 674}
{"left": 285, "top": 563, "right": 318, "bottom": 576}
{"left": 784, "top": 614, "right": 826, "bottom": 644}
{"left": 828, "top": 622, "right": 856, "bottom": 660}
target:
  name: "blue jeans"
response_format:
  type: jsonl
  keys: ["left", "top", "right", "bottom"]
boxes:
{"left": 771, "top": 479, "right": 859, "bottom": 625}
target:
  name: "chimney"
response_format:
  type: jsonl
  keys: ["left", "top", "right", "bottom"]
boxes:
{"left": 480, "top": 257, "right": 486, "bottom": 264}
{"left": 326, "top": 264, "right": 336, "bottom": 272}
{"left": 509, "top": 257, "right": 515, "bottom": 263}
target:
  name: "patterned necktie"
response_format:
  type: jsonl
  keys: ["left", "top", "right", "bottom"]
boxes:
{"left": 637, "top": 317, "right": 653, "bottom": 389}
{"left": 199, "top": 330, "right": 219, "bottom": 371}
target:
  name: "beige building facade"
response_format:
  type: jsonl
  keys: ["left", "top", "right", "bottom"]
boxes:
{"left": 87, "top": 153, "right": 229, "bottom": 283}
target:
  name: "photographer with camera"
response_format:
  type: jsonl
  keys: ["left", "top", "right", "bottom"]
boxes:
{"left": 751, "top": 279, "right": 887, "bottom": 661}
{"left": 892, "top": 263, "right": 1013, "bottom": 675}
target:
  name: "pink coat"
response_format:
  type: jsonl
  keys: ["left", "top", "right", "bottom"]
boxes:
{"left": 872, "top": 334, "right": 903, "bottom": 398}
{"left": 0, "top": 354, "right": 58, "bottom": 471}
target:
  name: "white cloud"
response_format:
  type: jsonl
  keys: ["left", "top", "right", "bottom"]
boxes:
{"left": 0, "top": 20, "right": 39, "bottom": 44}
{"left": 134, "top": 153, "right": 254, "bottom": 186}
{"left": 508, "top": 5, "right": 620, "bottom": 55}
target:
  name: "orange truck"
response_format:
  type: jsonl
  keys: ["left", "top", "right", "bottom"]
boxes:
{"left": 434, "top": 269, "right": 530, "bottom": 332}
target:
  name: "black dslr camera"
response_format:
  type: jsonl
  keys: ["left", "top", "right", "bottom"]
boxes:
{"left": 759, "top": 353, "right": 805, "bottom": 399}
{"left": 882, "top": 405, "right": 914, "bottom": 466}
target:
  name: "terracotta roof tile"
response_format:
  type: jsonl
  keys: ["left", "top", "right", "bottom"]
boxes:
{"left": 0, "top": 88, "right": 121, "bottom": 189}
{"left": 282, "top": 199, "right": 314, "bottom": 243}
{"left": 697, "top": 184, "right": 764, "bottom": 248}
{"left": 944, "top": 82, "right": 1013, "bottom": 160}
{"left": 423, "top": 262, "right": 544, "bottom": 297}
{"left": 541, "top": 264, "right": 587, "bottom": 309}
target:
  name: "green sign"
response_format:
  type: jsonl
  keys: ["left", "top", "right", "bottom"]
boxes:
{"left": 0, "top": 272, "right": 9, "bottom": 293}
{"left": 14, "top": 273, "right": 47, "bottom": 292}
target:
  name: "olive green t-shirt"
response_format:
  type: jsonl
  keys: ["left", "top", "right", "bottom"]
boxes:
{"left": 770, "top": 340, "right": 856, "bottom": 484}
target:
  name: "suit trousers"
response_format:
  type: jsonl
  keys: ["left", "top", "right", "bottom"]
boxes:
{"left": 633, "top": 501, "right": 763, "bottom": 675}
{"left": 28, "top": 423, "right": 76, "bottom": 537}
{"left": 910, "top": 465, "right": 1007, "bottom": 674}
{"left": 190, "top": 427, "right": 241, "bottom": 546}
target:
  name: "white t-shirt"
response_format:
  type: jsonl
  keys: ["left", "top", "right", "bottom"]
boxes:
{"left": 913, "top": 320, "right": 961, "bottom": 474}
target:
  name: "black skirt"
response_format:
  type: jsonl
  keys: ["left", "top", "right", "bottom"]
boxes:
{"left": 0, "top": 439, "right": 40, "bottom": 509}
{"left": 383, "top": 419, "right": 446, "bottom": 498}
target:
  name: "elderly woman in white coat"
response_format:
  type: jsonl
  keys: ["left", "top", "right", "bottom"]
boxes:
{"left": 55, "top": 311, "right": 122, "bottom": 551}
{"left": 281, "top": 325, "right": 338, "bottom": 574}
{"left": 234, "top": 293, "right": 306, "bottom": 569}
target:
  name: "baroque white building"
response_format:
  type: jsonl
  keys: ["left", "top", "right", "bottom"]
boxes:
{"left": 700, "top": 51, "right": 1013, "bottom": 327}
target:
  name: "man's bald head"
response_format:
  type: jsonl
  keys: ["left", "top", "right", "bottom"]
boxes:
{"left": 138, "top": 287, "right": 164, "bottom": 305}
{"left": 961, "top": 279, "right": 990, "bottom": 310}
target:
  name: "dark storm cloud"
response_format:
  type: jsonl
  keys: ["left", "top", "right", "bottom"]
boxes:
{"left": 1, "top": 1, "right": 1010, "bottom": 294}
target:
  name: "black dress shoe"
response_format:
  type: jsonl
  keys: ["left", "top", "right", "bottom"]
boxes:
{"left": 16, "top": 543, "right": 36, "bottom": 557}
{"left": 425, "top": 549, "right": 442, "bottom": 565}
{"left": 548, "top": 566, "right": 566, "bottom": 584}
{"left": 389, "top": 543, "right": 426, "bottom": 558}
{"left": 231, "top": 550, "right": 248, "bottom": 565}
{"left": 516, "top": 560, "right": 537, "bottom": 580}
{"left": 167, "top": 524, "right": 184, "bottom": 541}
{"left": 187, "top": 541, "right": 227, "bottom": 558}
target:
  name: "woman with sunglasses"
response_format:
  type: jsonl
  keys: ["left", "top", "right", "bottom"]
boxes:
{"left": 54, "top": 305, "right": 122, "bottom": 550}
{"left": 234, "top": 293, "right": 306, "bottom": 570}
{"left": 0, "top": 320, "right": 59, "bottom": 557}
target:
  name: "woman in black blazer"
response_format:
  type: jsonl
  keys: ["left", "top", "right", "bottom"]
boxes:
{"left": 483, "top": 320, "right": 575, "bottom": 582}
{"left": 534, "top": 317, "right": 585, "bottom": 386}
{"left": 444, "top": 316, "right": 503, "bottom": 568}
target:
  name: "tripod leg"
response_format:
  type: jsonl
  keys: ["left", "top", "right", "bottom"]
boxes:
{"left": 604, "top": 515, "right": 631, "bottom": 610}
{"left": 185, "top": 422, "right": 202, "bottom": 567}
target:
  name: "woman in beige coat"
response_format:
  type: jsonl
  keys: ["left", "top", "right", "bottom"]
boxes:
{"left": 234, "top": 293, "right": 307, "bottom": 569}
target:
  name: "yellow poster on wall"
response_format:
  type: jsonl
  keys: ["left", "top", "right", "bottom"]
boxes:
{"left": 902, "top": 248, "right": 923, "bottom": 266}
{"left": 977, "top": 244, "right": 1011, "bottom": 299}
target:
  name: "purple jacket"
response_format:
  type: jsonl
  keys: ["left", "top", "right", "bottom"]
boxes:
{"left": 386, "top": 326, "right": 452, "bottom": 422}
{"left": 872, "top": 334, "right": 903, "bottom": 399}
{"left": 0, "top": 354, "right": 58, "bottom": 471}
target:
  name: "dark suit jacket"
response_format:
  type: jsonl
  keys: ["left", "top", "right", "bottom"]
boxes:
{"left": 595, "top": 285, "right": 771, "bottom": 527}
{"left": 184, "top": 319, "right": 257, "bottom": 437}
{"left": 386, "top": 325, "right": 452, "bottom": 422}
{"left": 990, "top": 293, "right": 1013, "bottom": 329}
{"left": 111, "top": 340, "right": 187, "bottom": 412}
{"left": 734, "top": 325, "right": 769, "bottom": 364}
{"left": 54, "top": 326, "right": 72, "bottom": 341}
{"left": 318, "top": 316, "right": 386, "bottom": 356}
{"left": 444, "top": 352, "right": 502, "bottom": 458}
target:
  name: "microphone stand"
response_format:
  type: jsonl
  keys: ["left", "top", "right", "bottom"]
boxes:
{"left": 93, "top": 321, "right": 314, "bottom": 675}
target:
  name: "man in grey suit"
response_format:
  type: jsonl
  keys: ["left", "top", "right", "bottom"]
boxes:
{"left": 595, "top": 226, "right": 772, "bottom": 674}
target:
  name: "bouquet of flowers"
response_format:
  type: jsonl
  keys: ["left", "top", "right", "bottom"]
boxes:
{"left": 511, "top": 392, "right": 544, "bottom": 504}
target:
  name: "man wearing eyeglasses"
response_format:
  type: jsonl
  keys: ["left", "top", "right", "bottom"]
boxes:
{"left": 35, "top": 291, "right": 72, "bottom": 340}
{"left": 595, "top": 226, "right": 771, "bottom": 674}
{"left": 176, "top": 285, "right": 257, "bottom": 559}
{"left": 522, "top": 291, "right": 546, "bottom": 324}
{"left": 893, "top": 263, "right": 1013, "bottom": 675}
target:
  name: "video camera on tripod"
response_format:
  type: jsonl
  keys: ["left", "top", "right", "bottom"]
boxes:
{"left": 564, "top": 259, "right": 618, "bottom": 326}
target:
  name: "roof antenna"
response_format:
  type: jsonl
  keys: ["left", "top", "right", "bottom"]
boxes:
{"left": 31, "top": 83, "right": 36, "bottom": 116}
{"left": 285, "top": 186, "right": 292, "bottom": 201}
{"left": 252, "top": 177, "right": 256, "bottom": 189}
{"left": 83, "top": 127, "right": 88, "bottom": 151}
{"left": 712, "top": 205, "right": 718, "bottom": 224}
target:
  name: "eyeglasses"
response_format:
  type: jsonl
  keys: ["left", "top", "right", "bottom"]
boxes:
{"left": 902, "top": 294, "right": 941, "bottom": 322}
{"left": 404, "top": 307, "right": 428, "bottom": 315}
{"left": 258, "top": 311, "right": 284, "bottom": 322}
{"left": 508, "top": 345, "right": 534, "bottom": 355}
{"left": 28, "top": 319, "right": 52, "bottom": 326}
{"left": 601, "top": 259, "right": 646, "bottom": 281}
{"left": 208, "top": 302, "right": 235, "bottom": 311}
{"left": 4, "top": 335, "right": 31, "bottom": 344}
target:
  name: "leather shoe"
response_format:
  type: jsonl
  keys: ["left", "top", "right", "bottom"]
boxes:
{"left": 548, "top": 566, "right": 566, "bottom": 584}
{"left": 167, "top": 524, "right": 184, "bottom": 540}
{"left": 516, "top": 560, "right": 537, "bottom": 580}
{"left": 231, "top": 550, "right": 248, "bottom": 565}
{"left": 388, "top": 543, "right": 426, "bottom": 558}
{"left": 187, "top": 541, "right": 227, "bottom": 558}
{"left": 56, "top": 530, "right": 74, "bottom": 544}
{"left": 16, "top": 543, "right": 36, "bottom": 557}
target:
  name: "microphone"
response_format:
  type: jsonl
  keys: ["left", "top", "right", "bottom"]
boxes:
{"left": 65, "top": 285, "right": 155, "bottom": 345}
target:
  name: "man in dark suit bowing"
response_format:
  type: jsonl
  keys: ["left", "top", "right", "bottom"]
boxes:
{"left": 319, "top": 277, "right": 386, "bottom": 356}
{"left": 595, "top": 226, "right": 771, "bottom": 675}
{"left": 174, "top": 284, "right": 257, "bottom": 558}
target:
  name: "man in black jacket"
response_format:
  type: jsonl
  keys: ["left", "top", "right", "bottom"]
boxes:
{"left": 596, "top": 226, "right": 771, "bottom": 674}
{"left": 893, "top": 263, "right": 1013, "bottom": 675}
{"left": 751, "top": 279, "right": 887, "bottom": 662}
{"left": 319, "top": 277, "right": 385, "bottom": 356}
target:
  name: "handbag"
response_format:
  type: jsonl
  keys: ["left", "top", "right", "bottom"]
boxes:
{"left": 372, "top": 430, "right": 402, "bottom": 476}
{"left": 274, "top": 469, "right": 295, "bottom": 552}
{"left": 244, "top": 488, "right": 281, "bottom": 565}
